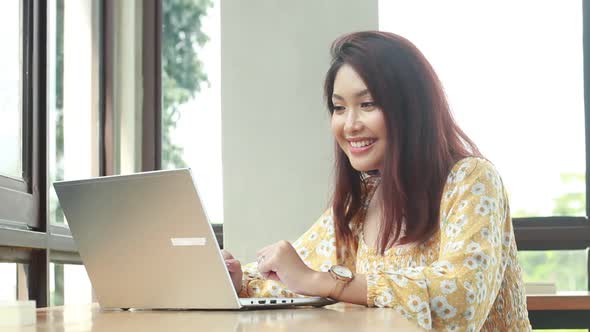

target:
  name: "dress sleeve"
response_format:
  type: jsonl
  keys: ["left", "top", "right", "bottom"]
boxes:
{"left": 366, "top": 158, "right": 510, "bottom": 331}
{"left": 239, "top": 208, "right": 340, "bottom": 298}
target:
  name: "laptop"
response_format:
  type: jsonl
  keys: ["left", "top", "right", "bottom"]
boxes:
{"left": 53, "top": 169, "right": 335, "bottom": 310}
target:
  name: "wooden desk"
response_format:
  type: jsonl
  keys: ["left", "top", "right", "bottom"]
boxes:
{"left": 526, "top": 291, "right": 590, "bottom": 329}
{"left": 32, "top": 303, "right": 422, "bottom": 332}
{"left": 25, "top": 293, "right": 590, "bottom": 331}
{"left": 526, "top": 291, "right": 590, "bottom": 311}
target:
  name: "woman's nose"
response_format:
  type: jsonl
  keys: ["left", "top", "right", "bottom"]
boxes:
{"left": 344, "top": 110, "right": 362, "bottom": 133}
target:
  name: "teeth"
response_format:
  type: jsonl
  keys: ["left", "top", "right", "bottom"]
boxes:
{"left": 350, "top": 140, "right": 374, "bottom": 148}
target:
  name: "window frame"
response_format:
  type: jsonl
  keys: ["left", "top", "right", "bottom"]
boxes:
{"left": 0, "top": 0, "right": 36, "bottom": 230}
{"left": 0, "top": 0, "right": 103, "bottom": 307}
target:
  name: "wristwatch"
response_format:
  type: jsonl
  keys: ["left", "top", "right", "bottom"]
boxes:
{"left": 328, "top": 265, "right": 354, "bottom": 299}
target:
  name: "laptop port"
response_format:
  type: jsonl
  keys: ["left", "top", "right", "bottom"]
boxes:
{"left": 270, "top": 300, "right": 277, "bottom": 304}
{"left": 258, "top": 300, "right": 266, "bottom": 304}
{"left": 291, "top": 300, "right": 294, "bottom": 303}
{"left": 282, "top": 300, "right": 287, "bottom": 303}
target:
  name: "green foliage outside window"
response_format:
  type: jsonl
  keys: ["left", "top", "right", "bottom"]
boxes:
{"left": 50, "top": 0, "right": 65, "bottom": 306}
{"left": 162, "top": 0, "right": 213, "bottom": 169}
{"left": 515, "top": 173, "right": 587, "bottom": 295}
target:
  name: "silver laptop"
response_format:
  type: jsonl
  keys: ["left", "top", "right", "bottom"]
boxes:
{"left": 53, "top": 169, "right": 334, "bottom": 310}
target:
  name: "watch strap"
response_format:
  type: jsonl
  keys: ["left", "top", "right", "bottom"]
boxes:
{"left": 328, "top": 266, "right": 353, "bottom": 299}
{"left": 329, "top": 279, "right": 347, "bottom": 299}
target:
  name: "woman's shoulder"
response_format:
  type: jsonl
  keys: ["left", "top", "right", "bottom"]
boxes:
{"left": 446, "top": 156, "right": 502, "bottom": 187}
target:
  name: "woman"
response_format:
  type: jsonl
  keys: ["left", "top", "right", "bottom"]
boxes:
{"left": 222, "top": 31, "right": 531, "bottom": 331}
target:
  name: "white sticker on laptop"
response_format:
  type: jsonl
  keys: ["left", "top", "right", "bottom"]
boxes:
{"left": 171, "top": 237, "right": 207, "bottom": 246}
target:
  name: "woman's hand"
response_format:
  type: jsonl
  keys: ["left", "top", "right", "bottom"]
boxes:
{"left": 221, "top": 249, "right": 243, "bottom": 293}
{"left": 256, "top": 240, "right": 319, "bottom": 296}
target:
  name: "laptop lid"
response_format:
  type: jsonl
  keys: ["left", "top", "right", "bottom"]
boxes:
{"left": 54, "top": 169, "right": 241, "bottom": 309}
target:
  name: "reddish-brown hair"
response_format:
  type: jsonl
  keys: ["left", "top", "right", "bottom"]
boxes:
{"left": 324, "top": 31, "right": 481, "bottom": 259}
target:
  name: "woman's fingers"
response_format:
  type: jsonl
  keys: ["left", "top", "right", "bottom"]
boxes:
{"left": 256, "top": 241, "right": 290, "bottom": 283}
{"left": 221, "top": 249, "right": 234, "bottom": 260}
{"left": 257, "top": 251, "right": 283, "bottom": 283}
{"left": 256, "top": 246, "right": 274, "bottom": 267}
{"left": 265, "top": 271, "right": 281, "bottom": 282}
{"left": 257, "top": 250, "right": 274, "bottom": 276}
{"left": 225, "top": 258, "right": 241, "bottom": 273}
{"left": 256, "top": 244, "right": 273, "bottom": 260}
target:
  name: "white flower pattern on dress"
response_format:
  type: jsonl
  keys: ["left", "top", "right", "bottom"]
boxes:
{"left": 441, "top": 279, "right": 457, "bottom": 295}
{"left": 315, "top": 240, "right": 334, "bottom": 257}
{"left": 466, "top": 241, "right": 482, "bottom": 253}
{"left": 319, "top": 261, "right": 332, "bottom": 272}
{"left": 395, "top": 305, "right": 412, "bottom": 320}
{"left": 374, "top": 289, "right": 394, "bottom": 307}
{"left": 387, "top": 272, "right": 409, "bottom": 287}
{"left": 464, "top": 306, "right": 475, "bottom": 321}
{"left": 471, "top": 182, "right": 485, "bottom": 195}
{"left": 457, "top": 200, "right": 469, "bottom": 211}
{"left": 407, "top": 294, "right": 428, "bottom": 313}
{"left": 444, "top": 240, "right": 464, "bottom": 252}
{"left": 431, "top": 296, "right": 458, "bottom": 320}
{"left": 446, "top": 322, "right": 460, "bottom": 332}
{"left": 418, "top": 311, "right": 433, "bottom": 330}
{"left": 297, "top": 247, "right": 309, "bottom": 260}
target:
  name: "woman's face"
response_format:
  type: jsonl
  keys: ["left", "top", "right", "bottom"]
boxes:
{"left": 330, "top": 64, "right": 387, "bottom": 173}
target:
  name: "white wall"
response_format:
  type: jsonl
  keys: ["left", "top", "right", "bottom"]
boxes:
{"left": 221, "top": 1, "right": 378, "bottom": 262}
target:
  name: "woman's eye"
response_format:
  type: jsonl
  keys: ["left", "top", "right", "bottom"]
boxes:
{"left": 332, "top": 105, "right": 345, "bottom": 112}
{"left": 360, "top": 102, "right": 375, "bottom": 109}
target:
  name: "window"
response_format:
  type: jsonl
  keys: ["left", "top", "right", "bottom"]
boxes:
{"left": 48, "top": 0, "right": 65, "bottom": 225}
{"left": 50, "top": 263, "right": 92, "bottom": 306}
{"left": 0, "top": 0, "right": 23, "bottom": 179}
{"left": 0, "top": 0, "right": 101, "bottom": 308}
{"left": 161, "top": 0, "right": 223, "bottom": 224}
{"left": 48, "top": 0, "right": 100, "bottom": 227}
{"left": 519, "top": 250, "right": 588, "bottom": 291}
{"left": 46, "top": 0, "right": 98, "bottom": 305}
{"left": 0, "top": 0, "right": 31, "bottom": 230}
{"left": 379, "top": 1, "right": 584, "bottom": 217}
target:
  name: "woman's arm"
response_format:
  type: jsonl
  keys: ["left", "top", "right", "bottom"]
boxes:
{"left": 239, "top": 208, "right": 343, "bottom": 298}
{"left": 306, "top": 270, "right": 367, "bottom": 302}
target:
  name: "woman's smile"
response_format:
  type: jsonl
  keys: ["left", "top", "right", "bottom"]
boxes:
{"left": 347, "top": 138, "right": 377, "bottom": 154}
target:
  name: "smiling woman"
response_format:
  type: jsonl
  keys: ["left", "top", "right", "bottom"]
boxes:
{"left": 221, "top": 31, "right": 532, "bottom": 331}
{"left": 324, "top": 32, "right": 481, "bottom": 257}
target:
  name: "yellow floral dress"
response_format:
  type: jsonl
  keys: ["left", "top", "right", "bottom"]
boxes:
{"left": 240, "top": 157, "right": 532, "bottom": 331}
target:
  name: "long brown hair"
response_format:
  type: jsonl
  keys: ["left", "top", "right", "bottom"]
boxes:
{"left": 324, "top": 31, "right": 481, "bottom": 259}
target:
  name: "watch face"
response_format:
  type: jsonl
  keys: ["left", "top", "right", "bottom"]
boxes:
{"left": 333, "top": 265, "right": 352, "bottom": 278}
